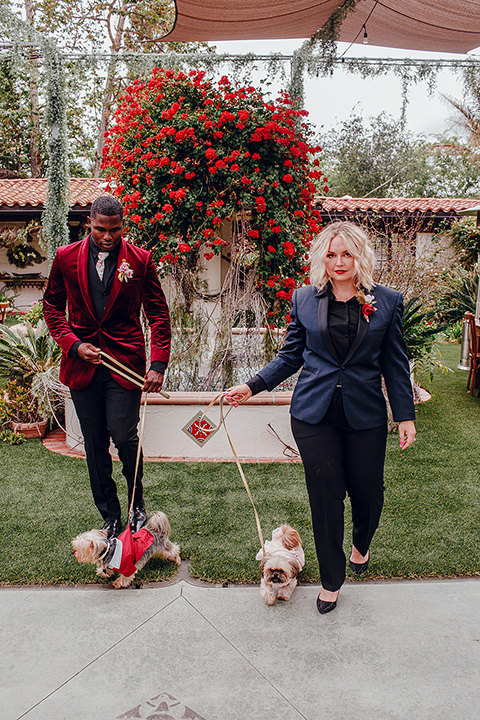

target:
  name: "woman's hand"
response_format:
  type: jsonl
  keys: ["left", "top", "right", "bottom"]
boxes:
{"left": 224, "top": 384, "right": 252, "bottom": 406}
{"left": 398, "top": 420, "right": 416, "bottom": 450}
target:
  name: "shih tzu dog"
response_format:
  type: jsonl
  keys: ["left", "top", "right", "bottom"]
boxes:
{"left": 72, "top": 511, "right": 181, "bottom": 589}
{"left": 256, "top": 525, "right": 305, "bottom": 605}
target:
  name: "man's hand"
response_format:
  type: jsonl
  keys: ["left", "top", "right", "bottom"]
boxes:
{"left": 77, "top": 343, "right": 102, "bottom": 364}
{"left": 143, "top": 370, "right": 164, "bottom": 393}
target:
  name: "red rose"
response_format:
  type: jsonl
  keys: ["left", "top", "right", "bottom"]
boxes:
{"left": 282, "top": 241, "right": 296, "bottom": 259}
{"left": 362, "top": 304, "right": 376, "bottom": 321}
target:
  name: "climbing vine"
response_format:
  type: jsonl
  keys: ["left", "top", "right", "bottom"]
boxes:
{"left": 103, "top": 68, "right": 325, "bottom": 326}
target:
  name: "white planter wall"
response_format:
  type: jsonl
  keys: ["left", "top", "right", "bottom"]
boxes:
{"left": 65, "top": 391, "right": 298, "bottom": 461}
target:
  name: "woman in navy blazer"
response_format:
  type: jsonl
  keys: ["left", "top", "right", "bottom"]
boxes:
{"left": 226, "top": 221, "right": 416, "bottom": 614}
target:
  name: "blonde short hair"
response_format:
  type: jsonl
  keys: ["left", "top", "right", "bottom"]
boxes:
{"left": 309, "top": 221, "right": 376, "bottom": 292}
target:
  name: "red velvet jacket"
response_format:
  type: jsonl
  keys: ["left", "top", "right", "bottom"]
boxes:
{"left": 43, "top": 235, "right": 171, "bottom": 390}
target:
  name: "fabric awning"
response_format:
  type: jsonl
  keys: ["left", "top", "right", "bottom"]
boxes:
{"left": 162, "top": 1, "right": 340, "bottom": 42}
{"left": 163, "top": 0, "right": 480, "bottom": 54}
{"left": 336, "top": 0, "right": 480, "bottom": 54}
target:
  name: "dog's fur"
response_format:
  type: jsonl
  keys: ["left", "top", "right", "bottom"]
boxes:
{"left": 72, "top": 511, "right": 181, "bottom": 588}
{"left": 256, "top": 524, "right": 305, "bottom": 606}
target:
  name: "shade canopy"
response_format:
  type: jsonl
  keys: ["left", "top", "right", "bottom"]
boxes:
{"left": 163, "top": 0, "right": 480, "bottom": 54}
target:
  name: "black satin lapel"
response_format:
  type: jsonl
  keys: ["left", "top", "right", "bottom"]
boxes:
{"left": 344, "top": 310, "right": 369, "bottom": 365}
{"left": 317, "top": 294, "right": 339, "bottom": 363}
{"left": 78, "top": 235, "right": 98, "bottom": 322}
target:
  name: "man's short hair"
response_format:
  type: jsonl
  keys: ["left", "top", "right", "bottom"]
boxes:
{"left": 90, "top": 196, "right": 124, "bottom": 219}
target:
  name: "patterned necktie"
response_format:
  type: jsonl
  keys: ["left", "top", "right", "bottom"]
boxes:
{"left": 95, "top": 251, "right": 109, "bottom": 281}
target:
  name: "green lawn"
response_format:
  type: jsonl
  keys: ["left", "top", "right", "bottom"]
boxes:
{"left": 1, "top": 343, "right": 479, "bottom": 586}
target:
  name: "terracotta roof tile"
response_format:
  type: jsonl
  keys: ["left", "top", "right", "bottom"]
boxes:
{"left": 316, "top": 197, "right": 480, "bottom": 214}
{"left": 0, "top": 178, "right": 107, "bottom": 208}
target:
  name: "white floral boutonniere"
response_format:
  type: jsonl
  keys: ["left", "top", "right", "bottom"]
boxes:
{"left": 357, "top": 289, "right": 377, "bottom": 323}
{"left": 118, "top": 259, "right": 134, "bottom": 283}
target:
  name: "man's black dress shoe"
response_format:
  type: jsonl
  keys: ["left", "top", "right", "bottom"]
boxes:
{"left": 316, "top": 595, "right": 338, "bottom": 614}
{"left": 349, "top": 555, "right": 369, "bottom": 575}
{"left": 130, "top": 503, "right": 147, "bottom": 533}
{"left": 102, "top": 518, "right": 122, "bottom": 539}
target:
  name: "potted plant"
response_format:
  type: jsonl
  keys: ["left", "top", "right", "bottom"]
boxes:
{"left": 0, "top": 379, "right": 48, "bottom": 439}
{"left": 0, "top": 320, "right": 64, "bottom": 441}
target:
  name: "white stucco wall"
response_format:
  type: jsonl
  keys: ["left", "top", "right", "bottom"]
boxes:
{"left": 65, "top": 392, "right": 298, "bottom": 461}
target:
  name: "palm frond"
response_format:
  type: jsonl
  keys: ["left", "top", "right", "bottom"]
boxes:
{"left": 0, "top": 320, "right": 62, "bottom": 385}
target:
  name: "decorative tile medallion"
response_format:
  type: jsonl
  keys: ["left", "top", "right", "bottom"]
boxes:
{"left": 117, "top": 691, "right": 206, "bottom": 719}
{"left": 182, "top": 412, "right": 219, "bottom": 447}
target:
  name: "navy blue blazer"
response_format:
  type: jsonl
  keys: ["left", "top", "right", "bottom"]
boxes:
{"left": 258, "top": 284, "right": 415, "bottom": 430}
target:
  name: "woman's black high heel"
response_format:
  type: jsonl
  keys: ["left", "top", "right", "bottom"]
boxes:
{"left": 349, "top": 552, "right": 369, "bottom": 575}
{"left": 316, "top": 595, "right": 338, "bottom": 614}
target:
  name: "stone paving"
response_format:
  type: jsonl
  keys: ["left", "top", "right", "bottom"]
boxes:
{"left": 3, "top": 577, "right": 480, "bottom": 720}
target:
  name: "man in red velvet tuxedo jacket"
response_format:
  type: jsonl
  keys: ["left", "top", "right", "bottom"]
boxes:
{"left": 44, "top": 196, "right": 171, "bottom": 538}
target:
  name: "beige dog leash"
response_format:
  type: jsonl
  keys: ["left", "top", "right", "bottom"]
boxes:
{"left": 98, "top": 350, "right": 155, "bottom": 526}
{"left": 128, "top": 390, "right": 148, "bottom": 526}
{"left": 97, "top": 359, "right": 264, "bottom": 548}
{"left": 198, "top": 393, "right": 265, "bottom": 554}
{"left": 99, "top": 350, "right": 170, "bottom": 399}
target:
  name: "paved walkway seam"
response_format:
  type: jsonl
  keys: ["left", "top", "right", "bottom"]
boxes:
{"left": 181, "top": 589, "right": 309, "bottom": 720}
{"left": 15, "top": 589, "right": 184, "bottom": 719}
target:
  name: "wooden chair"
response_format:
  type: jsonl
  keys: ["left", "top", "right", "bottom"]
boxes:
{"left": 465, "top": 312, "right": 480, "bottom": 395}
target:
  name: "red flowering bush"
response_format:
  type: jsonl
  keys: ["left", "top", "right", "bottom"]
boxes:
{"left": 103, "top": 68, "right": 327, "bottom": 326}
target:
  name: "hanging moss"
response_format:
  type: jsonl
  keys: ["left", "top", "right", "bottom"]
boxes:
{"left": 41, "top": 40, "right": 70, "bottom": 259}
{"left": 0, "top": 6, "right": 70, "bottom": 259}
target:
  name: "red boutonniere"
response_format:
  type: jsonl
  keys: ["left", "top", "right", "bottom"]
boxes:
{"left": 357, "top": 290, "right": 377, "bottom": 323}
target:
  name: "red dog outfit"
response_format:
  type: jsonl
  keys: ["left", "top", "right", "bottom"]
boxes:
{"left": 107, "top": 527, "right": 155, "bottom": 577}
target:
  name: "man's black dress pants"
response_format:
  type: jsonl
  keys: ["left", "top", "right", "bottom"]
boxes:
{"left": 70, "top": 365, "right": 144, "bottom": 522}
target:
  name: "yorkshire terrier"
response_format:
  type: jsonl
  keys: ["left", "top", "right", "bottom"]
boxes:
{"left": 72, "top": 511, "right": 181, "bottom": 588}
{"left": 256, "top": 525, "right": 305, "bottom": 605}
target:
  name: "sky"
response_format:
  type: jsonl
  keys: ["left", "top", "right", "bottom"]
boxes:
{"left": 210, "top": 38, "right": 478, "bottom": 141}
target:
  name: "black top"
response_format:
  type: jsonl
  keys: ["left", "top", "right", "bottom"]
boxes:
{"left": 69, "top": 237, "right": 166, "bottom": 375}
{"left": 246, "top": 284, "right": 360, "bottom": 395}
{"left": 325, "top": 284, "right": 360, "bottom": 364}
{"left": 88, "top": 236, "right": 121, "bottom": 319}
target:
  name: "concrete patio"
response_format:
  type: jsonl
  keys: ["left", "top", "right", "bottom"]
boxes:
{"left": 2, "top": 574, "right": 479, "bottom": 720}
